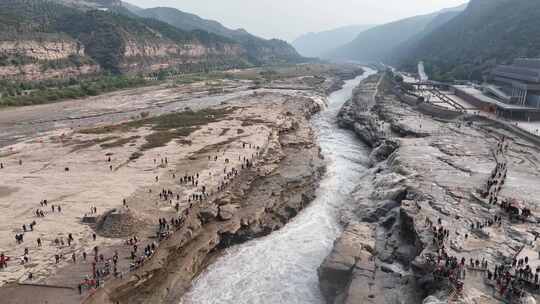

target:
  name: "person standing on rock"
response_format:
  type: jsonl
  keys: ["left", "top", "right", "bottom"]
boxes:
{"left": 92, "top": 261, "right": 97, "bottom": 279}
{"left": 0, "top": 253, "right": 7, "bottom": 269}
{"left": 93, "top": 247, "right": 99, "bottom": 262}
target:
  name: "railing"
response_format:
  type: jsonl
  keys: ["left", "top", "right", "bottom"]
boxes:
{"left": 484, "top": 85, "right": 511, "bottom": 102}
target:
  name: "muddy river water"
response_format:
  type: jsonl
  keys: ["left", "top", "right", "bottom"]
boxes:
{"left": 182, "top": 69, "right": 375, "bottom": 304}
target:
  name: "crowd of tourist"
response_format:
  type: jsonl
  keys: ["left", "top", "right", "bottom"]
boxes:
{"left": 0, "top": 139, "right": 264, "bottom": 299}
{"left": 423, "top": 136, "right": 540, "bottom": 301}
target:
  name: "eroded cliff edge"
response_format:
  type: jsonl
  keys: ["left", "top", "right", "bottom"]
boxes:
{"left": 320, "top": 72, "right": 540, "bottom": 303}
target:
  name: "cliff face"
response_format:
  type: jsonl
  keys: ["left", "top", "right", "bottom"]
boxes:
{"left": 0, "top": 39, "right": 83, "bottom": 61}
{"left": 122, "top": 40, "right": 244, "bottom": 60}
{"left": 0, "top": 62, "right": 99, "bottom": 81}
{"left": 0, "top": 35, "right": 245, "bottom": 81}
{"left": 120, "top": 39, "right": 246, "bottom": 73}
{"left": 0, "top": 0, "right": 302, "bottom": 82}
{"left": 0, "top": 38, "right": 100, "bottom": 81}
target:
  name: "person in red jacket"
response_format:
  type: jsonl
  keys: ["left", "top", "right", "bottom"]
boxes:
{"left": 0, "top": 253, "right": 9, "bottom": 268}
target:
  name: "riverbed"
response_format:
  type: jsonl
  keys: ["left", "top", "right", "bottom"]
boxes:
{"left": 182, "top": 69, "right": 376, "bottom": 304}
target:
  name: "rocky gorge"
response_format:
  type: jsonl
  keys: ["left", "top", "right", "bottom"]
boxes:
{"left": 320, "top": 72, "right": 540, "bottom": 303}
{"left": 83, "top": 69, "right": 369, "bottom": 304}
{"left": 181, "top": 68, "right": 374, "bottom": 304}
{"left": 0, "top": 63, "right": 363, "bottom": 304}
{"left": 90, "top": 92, "right": 327, "bottom": 304}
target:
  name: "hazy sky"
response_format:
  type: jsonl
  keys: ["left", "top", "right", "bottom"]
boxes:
{"left": 125, "top": 0, "right": 468, "bottom": 42}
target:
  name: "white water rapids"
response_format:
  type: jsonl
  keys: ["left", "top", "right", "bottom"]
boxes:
{"left": 182, "top": 68, "right": 376, "bottom": 304}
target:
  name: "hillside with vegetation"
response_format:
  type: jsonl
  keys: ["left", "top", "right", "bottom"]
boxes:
{"left": 0, "top": 0, "right": 248, "bottom": 77}
{"left": 389, "top": 9, "right": 463, "bottom": 65}
{"left": 0, "top": 0, "right": 305, "bottom": 106}
{"left": 135, "top": 7, "right": 242, "bottom": 39}
{"left": 135, "top": 6, "right": 302, "bottom": 65}
{"left": 400, "top": 0, "right": 540, "bottom": 82}
{"left": 324, "top": 13, "right": 437, "bottom": 63}
{"left": 0, "top": 0, "right": 303, "bottom": 77}
{"left": 325, "top": 4, "right": 465, "bottom": 64}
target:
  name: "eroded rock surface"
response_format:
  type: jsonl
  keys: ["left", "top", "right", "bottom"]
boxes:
{"left": 319, "top": 223, "right": 375, "bottom": 303}
{"left": 320, "top": 72, "right": 540, "bottom": 303}
{"left": 84, "top": 84, "right": 329, "bottom": 304}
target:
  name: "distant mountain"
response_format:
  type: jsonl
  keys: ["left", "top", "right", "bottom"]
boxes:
{"left": 135, "top": 6, "right": 302, "bottom": 65}
{"left": 325, "top": 4, "right": 466, "bottom": 64}
{"left": 389, "top": 9, "right": 464, "bottom": 66}
{"left": 292, "top": 25, "right": 374, "bottom": 58}
{"left": 400, "top": 0, "right": 540, "bottom": 81}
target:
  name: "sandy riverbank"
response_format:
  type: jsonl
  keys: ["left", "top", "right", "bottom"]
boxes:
{"left": 0, "top": 63, "right": 364, "bottom": 304}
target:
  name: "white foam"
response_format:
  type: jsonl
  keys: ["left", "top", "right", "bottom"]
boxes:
{"left": 182, "top": 69, "right": 376, "bottom": 304}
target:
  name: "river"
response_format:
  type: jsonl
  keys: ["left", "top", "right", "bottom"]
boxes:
{"left": 182, "top": 69, "right": 375, "bottom": 304}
